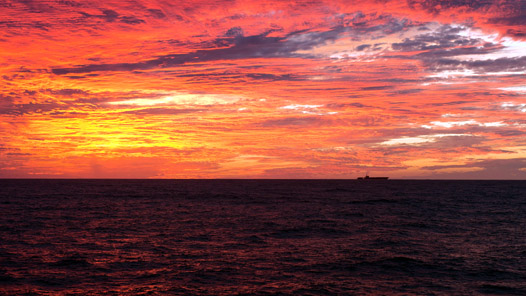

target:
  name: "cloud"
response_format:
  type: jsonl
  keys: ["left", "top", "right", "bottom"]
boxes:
{"left": 499, "top": 102, "right": 526, "bottom": 112}
{"left": 0, "top": 101, "right": 66, "bottom": 115}
{"left": 421, "top": 158, "right": 526, "bottom": 179}
{"left": 245, "top": 73, "right": 300, "bottom": 81}
{"left": 391, "top": 24, "right": 481, "bottom": 52}
{"left": 2, "top": 0, "right": 526, "bottom": 179}
{"left": 356, "top": 44, "right": 371, "bottom": 51}
{"left": 259, "top": 116, "right": 324, "bottom": 127}
{"left": 326, "top": 102, "right": 371, "bottom": 109}
{"left": 51, "top": 29, "right": 329, "bottom": 75}
{"left": 429, "top": 56, "right": 526, "bottom": 74}
{"left": 78, "top": 9, "right": 145, "bottom": 24}
{"left": 147, "top": 8, "right": 166, "bottom": 19}
{"left": 107, "top": 92, "right": 243, "bottom": 106}
{"left": 380, "top": 134, "right": 474, "bottom": 146}
{"left": 225, "top": 26, "right": 244, "bottom": 37}
{"left": 386, "top": 24, "right": 526, "bottom": 78}
{"left": 361, "top": 86, "right": 393, "bottom": 91}
{"left": 50, "top": 14, "right": 419, "bottom": 75}
{"left": 118, "top": 108, "right": 205, "bottom": 115}
{"left": 45, "top": 88, "right": 90, "bottom": 96}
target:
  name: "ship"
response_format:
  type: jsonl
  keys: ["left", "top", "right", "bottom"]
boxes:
{"left": 357, "top": 173, "right": 388, "bottom": 180}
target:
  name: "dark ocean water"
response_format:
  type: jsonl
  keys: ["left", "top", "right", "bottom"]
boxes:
{"left": 1, "top": 179, "right": 526, "bottom": 295}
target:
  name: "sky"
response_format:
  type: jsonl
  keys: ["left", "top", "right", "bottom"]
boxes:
{"left": 1, "top": 0, "right": 526, "bottom": 179}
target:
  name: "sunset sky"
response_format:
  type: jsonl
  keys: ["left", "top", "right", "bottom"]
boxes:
{"left": 1, "top": 0, "right": 526, "bottom": 179}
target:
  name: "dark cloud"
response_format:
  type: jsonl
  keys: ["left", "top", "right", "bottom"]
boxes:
{"left": 0, "top": 95, "right": 15, "bottom": 113}
{"left": 147, "top": 8, "right": 166, "bottom": 19}
{"left": 47, "top": 110, "right": 88, "bottom": 117}
{"left": 428, "top": 56, "right": 526, "bottom": 74}
{"left": 403, "top": 0, "right": 526, "bottom": 37}
{"left": 386, "top": 24, "right": 526, "bottom": 75}
{"left": 57, "top": 1, "right": 83, "bottom": 8}
{"left": 388, "top": 24, "right": 526, "bottom": 74}
{"left": 120, "top": 16, "right": 145, "bottom": 25}
{"left": 0, "top": 101, "right": 65, "bottom": 115}
{"left": 64, "top": 75, "right": 90, "bottom": 79}
{"left": 380, "top": 78, "right": 421, "bottom": 83}
{"left": 416, "top": 45, "right": 500, "bottom": 60}
{"left": 6, "top": 152, "right": 32, "bottom": 156}
{"left": 44, "top": 88, "right": 90, "bottom": 96}
{"left": 52, "top": 28, "right": 328, "bottom": 74}
{"left": 259, "top": 116, "right": 324, "bottom": 127}
{"left": 225, "top": 26, "right": 244, "bottom": 37}
{"left": 392, "top": 24, "right": 496, "bottom": 54}
{"left": 326, "top": 102, "right": 371, "bottom": 109}
{"left": 489, "top": 15, "right": 526, "bottom": 26}
{"left": 151, "top": 71, "right": 301, "bottom": 82}
{"left": 407, "top": 0, "right": 504, "bottom": 14}
{"left": 486, "top": 1, "right": 526, "bottom": 34}
{"left": 350, "top": 15, "right": 414, "bottom": 35}
{"left": 493, "top": 130, "right": 526, "bottom": 137}
{"left": 162, "top": 37, "right": 234, "bottom": 49}
{"left": 356, "top": 44, "right": 371, "bottom": 51}
{"left": 52, "top": 32, "right": 291, "bottom": 74}
{"left": 171, "top": 72, "right": 242, "bottom": 79}
{"left": 361, "top": 86, "right": 393, "bottom": 91}
{"left": 431, "top": 135, "right": 486, "bottom": 149}
{"left": 390, "top": 88, "right": 424, "bottom": 94}
{"left": 101, "top": 9, "right": 119, "bottom": 22}
{"left": 505, "top": 29, "right": 526, "bottom": 37}
{"left": 245, "top": 73, "right": 300, "bottom": 81}
{"left": 78, "top": 9, "right": 144, "bottom": 25}
{"left": 15, "top": 0, "right": 56, "bottom": 13}
{"left": 421, "top": 158, "right": 526, "bottom": 179}
{"left": 0, "top": 19, "right": 51, "bottom": 31}
{"left": 52, "top": 16, "right": 416, "bottom": 75}
{"left": 0, "top": 88, "right": 104, "bottom": 115}
{"left": 428, "top": 100, "right": 471, "bottom": 106}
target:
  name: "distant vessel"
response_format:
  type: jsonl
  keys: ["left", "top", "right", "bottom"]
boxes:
{"left": 357, "top": 173, "right": 388, "bottom": 180}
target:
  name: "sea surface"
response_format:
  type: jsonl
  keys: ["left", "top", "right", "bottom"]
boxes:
{"left": 1, "top": 179, "right": 526, "bottom": 295}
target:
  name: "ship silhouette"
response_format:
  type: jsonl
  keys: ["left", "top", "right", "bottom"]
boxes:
{"left": 357, "top": 172, "right": 388, "bottom": 180}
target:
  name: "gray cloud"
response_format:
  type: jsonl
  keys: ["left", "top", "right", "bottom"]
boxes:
{"left": 421, "top": 158, "right": 526, "bottom": 179}
{"left": 225, "top": 26, "right": 244, "bottom": 37}
{"left": 52, "top": 32, "right": 294, "bottom": 74}
{"left": 407, "top": 0, "right": 522, "bottom": 14}
{"left": 326, "top": 102, "right": 371, "bottom": 109}
{"left": 0, "top": 101, "right": 66, "bottom": 115}
{"left": 120, "top": 16, "right": 145, "bottom": 25}
{"left": 361, "top": 85, "right": 394, "bottom": 91}
{"left": 427, "top": 100, "right": 471, "bottom": 106}
{"left": 44, "top": 88, "right": 90, "bottom": 96}
{"left": 392, "top": 25, "right": 480, "bottom": 52}
{"left": 147, "top": 8, "right": 166, "bottom": 19}
{"left": 245, "top": 73, "right": 300, "bottom": 81}
{"left": 388, "top": 24, "right": 526, "bottom": 75}
{"left": 428, "top": 56, "right": 526, "bottom": 74}
{"left": 259, "top": 116, "right": 324, "bottom": 127}
{"left": 356, "top": 44, "right": 371, "bottom": 51}
{"left": 52, "top": 15, "right": 416, "bottom": 75}
{"left": 78, "top": 9, "right": 145, "bottom": 24}
{"left": 389, "top": 88, "right": 424, "bottom": 95}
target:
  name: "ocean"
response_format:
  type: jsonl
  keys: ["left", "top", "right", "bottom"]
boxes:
{"left": 1, "top": 179, "right": 525, "bottom": 295}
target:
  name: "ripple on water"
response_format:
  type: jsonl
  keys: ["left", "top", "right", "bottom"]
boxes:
{"left": 1, "top": 179, "right": 525, "bottom": 295}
